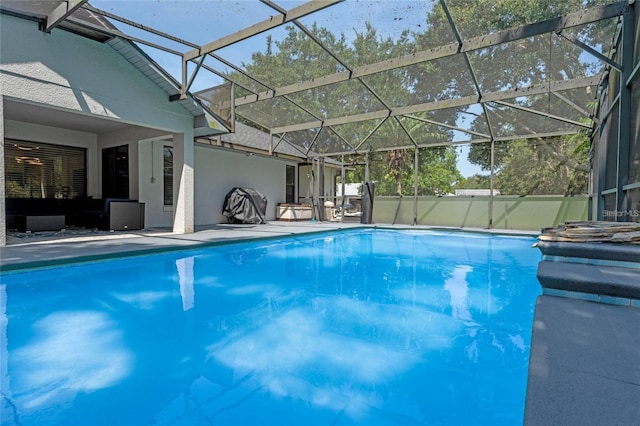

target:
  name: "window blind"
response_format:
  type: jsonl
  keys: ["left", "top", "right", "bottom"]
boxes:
{"left": 4, "top": 139, "right": 87, "bottom": 199}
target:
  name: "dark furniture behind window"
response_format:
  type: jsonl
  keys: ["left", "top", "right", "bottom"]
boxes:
{"left": 102, "top": 145, "right": 129, "bottom": 199}
{"left": 4, "top": 139, "right": 86, "bottom": 199}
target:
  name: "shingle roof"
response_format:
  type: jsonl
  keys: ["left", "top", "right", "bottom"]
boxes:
{"left": 217, "top": 122, "right": 308, "bottom": 158}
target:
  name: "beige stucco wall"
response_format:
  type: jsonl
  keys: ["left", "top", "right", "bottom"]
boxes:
{"left": 193, "top": 146, "right": 298, "bottom": 225}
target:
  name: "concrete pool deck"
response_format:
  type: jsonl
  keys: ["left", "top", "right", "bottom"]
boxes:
{"left": 525, "top": 295, "right": 640, "bottom": 426}
{"left": 0, "top": 222, "right": 536, "bottom": 271}
{"left": 0, "top": 222, "right": 369, "bottom": 271}
{"left": 1, "top": 222, "right": 637, "bottom": 425}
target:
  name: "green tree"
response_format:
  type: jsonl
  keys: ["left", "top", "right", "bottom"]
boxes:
{"left": 413, "top": 0, "right": 609, "bottom": 193}
{"left": 493, "top": 138, "right": 588, "bottom": 195}
{"left": 224, "top": 0, "right": 608, "bottom": 196}
{"left": 227, "top": 20, "right": 465, "bottom": 193}
{"left": 418, "top": 146, "right": 462, "bottom": 195}
{"left": 456, "top": 174, "right": 492, "bottom": 191}
{"left": 369, "top": 146, "right": 462, "bottom": 196}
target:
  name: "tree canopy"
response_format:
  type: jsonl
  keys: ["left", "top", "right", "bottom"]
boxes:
{"left": 225, "top": 0, "right": 608, "bottom": 196}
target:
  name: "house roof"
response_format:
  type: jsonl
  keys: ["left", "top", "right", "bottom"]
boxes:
{"left": 199, "top": 122, "right": 343, "bottom": 166}
{"left": 105, "top": 37, "right": 231, "bottom": 136}
{"left": 216, "top": 122, "right": 307, "bottom": 157}
{"left": 0, "top": 0, "right": 114, "bottom": 41}
{"left": 0, "top": 1, "right": 231, "bottom": 137}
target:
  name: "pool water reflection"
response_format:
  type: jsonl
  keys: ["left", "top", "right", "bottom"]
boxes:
{"left": 1, "top": 229, "right": 541, "bottom": 425}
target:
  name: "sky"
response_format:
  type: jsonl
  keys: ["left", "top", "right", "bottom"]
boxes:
{"left": 91, "top": 0, "right": 485, "bottom": 177}
{"left": 457, "top": 146, "right": 484, "bottom": 178}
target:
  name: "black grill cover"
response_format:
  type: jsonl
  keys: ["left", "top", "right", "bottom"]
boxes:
{"left": 222, "top": 187, "right": 267, "bottom": 224}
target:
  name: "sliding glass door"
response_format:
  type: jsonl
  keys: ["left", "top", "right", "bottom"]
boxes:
{"left": 102, "top": 145, "right": 129, "bottom": 199}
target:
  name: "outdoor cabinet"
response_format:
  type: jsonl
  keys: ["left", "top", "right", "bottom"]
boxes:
{"left": 108, "top": 201, "right": 145, "bottom": 231}
{"left": 276, "top": 203, "right": 312, "bottom": 221}
{"left": 82, "top": 198, "right": 145, "bottom": 231}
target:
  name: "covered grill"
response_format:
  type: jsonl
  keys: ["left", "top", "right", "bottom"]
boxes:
{"left": 222, "top": 187, "right": 267, "bottom": 224}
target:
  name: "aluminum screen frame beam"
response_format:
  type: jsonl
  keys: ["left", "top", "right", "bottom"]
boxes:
{"left": 552, "top": 92, "right": 592, "bottom": 118}
{"left": 43, "top": 0, "right": 89, "bottom": 33}
{"left": 305, "top": 129, "right": 582, "bottom": 158}
{"left": 262, "top": 0, "right": 352, "bottom": 73}
{"left": 271, "top": 76, "right": 600, "bottom": 134}
{"left": 82, "top": 4, "right": 200, "bottom": 49}
{"left": 253, "top": 0, "right": 398, "bottom": 151}
{"left": 439, "top": 0, "right": 497, "bottom": 155}
{"left": 81, "top": 0, "right": 617, "bottom": 146}
{"left": 81, "top": 3, "right": 275, "bottom": 106}
{"left": 556, "top": 30, "right": 623, "bottom": 72}
{"left": 59, "top": 0, "right": 622, "bottom": 160}
{"left": 304, "top": 126, "right": 581, "bottom": 159}
{"left": 230, "top": 2, "right": 625, "bottom": 109}
{"left": 180, "top": 0, "right": 344, "bottom": 99}
{"left": 48, "top": 13, "right": 186, "bottom": 56}
{"left": 395, "top": 116, "right": 419, "bottom": 148}
{"left": 182, "top": 0, "right": 344, "bottom": 62}
{"left": 491, "top": 100, "right": 593, "bottom": 129}
{"left": 404, "top": 114, "right": 491, "bottom": 139}
{"left": 613, "top": 1, "right": 635, "bottom": 220}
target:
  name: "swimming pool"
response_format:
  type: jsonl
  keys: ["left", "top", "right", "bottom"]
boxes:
{"left": 1, "top": 229, "right": 541, "bottom": 425}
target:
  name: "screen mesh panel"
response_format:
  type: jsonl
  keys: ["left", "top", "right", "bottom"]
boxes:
{"left": 631, "top": 74, "right": 640, "bottom": 183}
{"left": 286, "top": 78, "right": 388, "bottom": 120}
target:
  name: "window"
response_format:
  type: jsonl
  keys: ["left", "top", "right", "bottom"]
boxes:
{"left": 4, "top": 140, "right": 86, "bottom": 198}
{"left": 102, "top": 145, "right": 129, "bottom": 199}
{"left": 164, "top": 146, "right": 173, "bottom": 206}
{"left": 286, "top": 165, "right": 295, "bottom": 203}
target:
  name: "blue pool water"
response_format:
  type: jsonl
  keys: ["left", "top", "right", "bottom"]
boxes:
{"left": 1, "top": 229, "right": 541, "bottom": 425}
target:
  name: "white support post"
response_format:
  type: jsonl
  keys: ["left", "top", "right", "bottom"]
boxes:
{"left": 489, "top": 140, "right": 495, "bottom": 229}
{"left": 172, "top": 130, "right": 195, "bottom": 234}
{"left": 341, "top": 155, "right": 346, "bottom": 217}
{"left": 414, "top": 148, "right": 419, "bottom": 226}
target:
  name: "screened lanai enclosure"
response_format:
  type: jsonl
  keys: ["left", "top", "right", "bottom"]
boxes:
{"left": 3, "top": 0, "right": 639, "bottom": 230}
